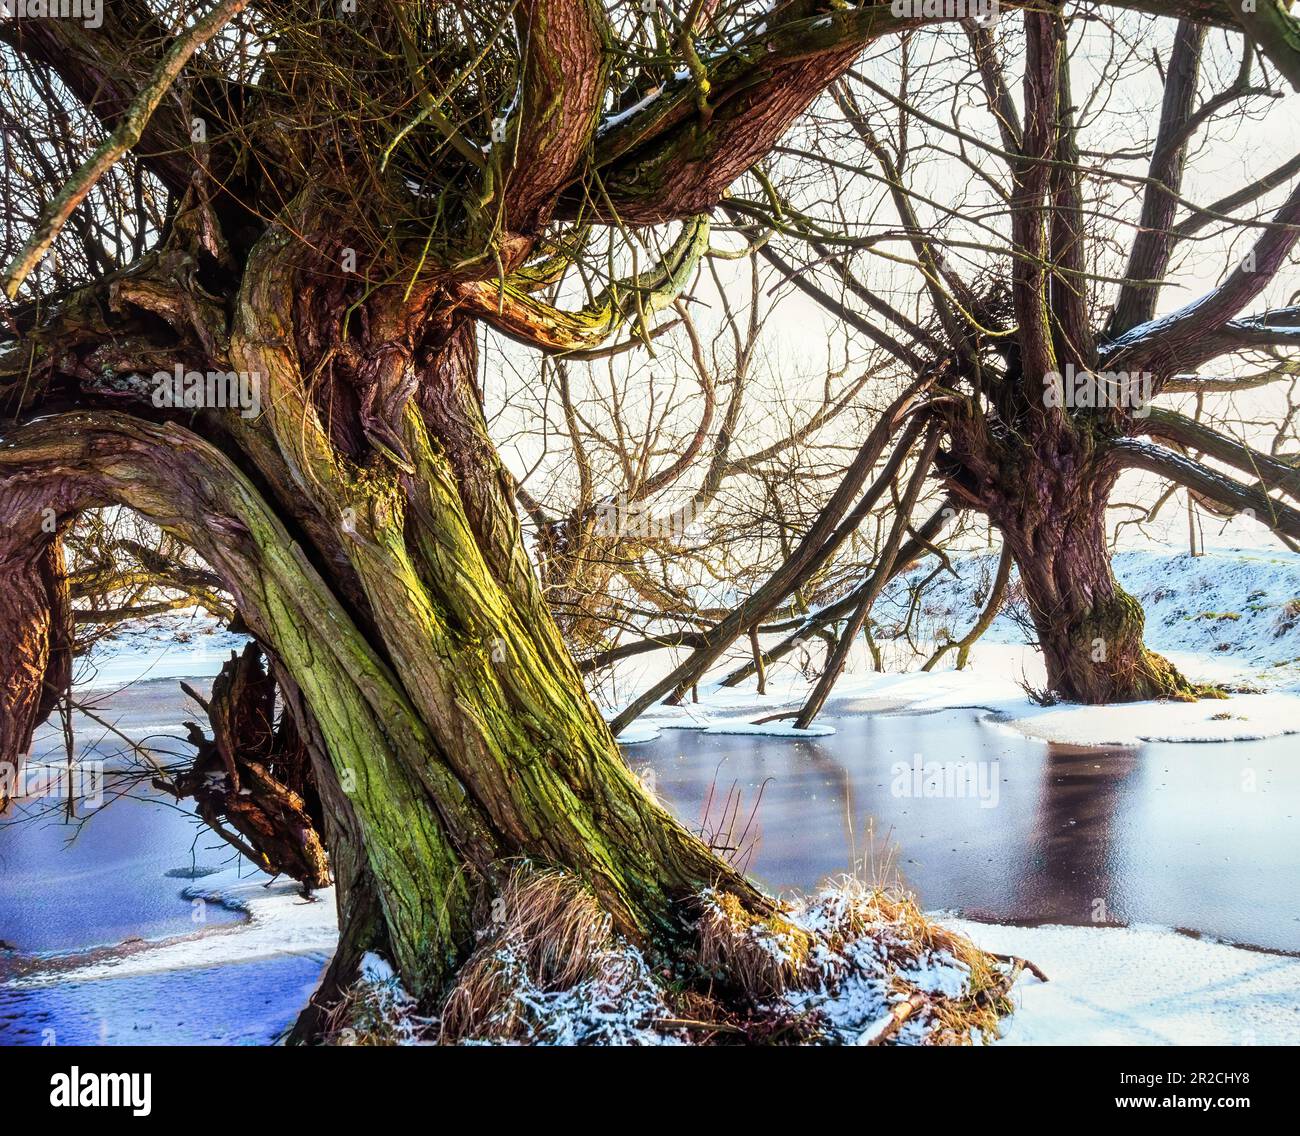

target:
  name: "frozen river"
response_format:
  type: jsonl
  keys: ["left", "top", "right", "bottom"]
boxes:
{"left": 625, "top": 706, "right": 1300, "bottom": 952}
{"left": 2, "top": 673, "right": 1298, "bottom": 1044}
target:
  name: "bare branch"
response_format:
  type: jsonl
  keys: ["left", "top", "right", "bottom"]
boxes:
{"left": 1114, "top": 438, "right": 1300, "bottom": 539}
{"left": 2, "top": 0, "right": 251, "bottom": 300}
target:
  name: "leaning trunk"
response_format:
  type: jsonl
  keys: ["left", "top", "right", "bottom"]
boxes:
{"left": 0, "top": 218, "right": 806, "bottom": 1035}
{"left": 213, "top": 226, "right": 795, "bottom": 1021}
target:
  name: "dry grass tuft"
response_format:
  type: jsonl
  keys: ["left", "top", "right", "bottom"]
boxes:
{"left": 695, "top": 890, "right": 814, "bottom": 1000}
{"left": 794, "top": 875, "right": 1021, "bottom": 1044}
{"left": 489, "top": 866, "right": 613, "bottom": 989}
{"left": 438, "top": 866, "right": 672, "bottom": 1045}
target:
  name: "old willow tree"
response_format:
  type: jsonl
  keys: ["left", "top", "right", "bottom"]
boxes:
{"left": 1, "top": 1, "right": 1297, "bottom": 1027}
{"left": 669, "top": 8, "right": 1300, "bottom": 714}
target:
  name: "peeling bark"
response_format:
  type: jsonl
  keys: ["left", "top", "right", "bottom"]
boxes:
{"left": 0, "top": 532, "right": 72, "bottom": 803}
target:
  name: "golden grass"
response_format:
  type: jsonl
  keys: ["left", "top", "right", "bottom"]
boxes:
{"left": 438, "top": 866, "right": 618, "bottom": 1043}
{"left": 328, "top": 866, "right": 1025, "bottom": 1046}
{"left": 694, "top": 890, "right": 813, "bottom": 1000}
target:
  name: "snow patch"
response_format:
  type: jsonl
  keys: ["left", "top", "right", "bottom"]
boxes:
{"left": 4, "top": 866, "right": 337, "bottom": 989}
{"left": 702, "top": 721, "right": 835, "bottom": 738}
{"left": 996, "top": 692, "right": 1300, "bottom": 746}
{"left": 951, "top": 920, "right": 1300, "bottom": 1046}
{"left": 614, "top": 722, "right": 663, "bottom": 745}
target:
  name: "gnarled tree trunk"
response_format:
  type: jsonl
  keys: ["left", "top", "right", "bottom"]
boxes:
{"left": 995, "top": 477, "right": 1192, "bottom": 703}
{"left": 0, "top": 226, "right": 788, "bottom": 1030}
{"left": 950, "top": 425, "right": 1195, "bottom": 704}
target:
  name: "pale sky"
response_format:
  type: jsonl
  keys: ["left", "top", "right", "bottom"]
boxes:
{"left": 486, "top": 13, "right": 1300, "bottom": 556}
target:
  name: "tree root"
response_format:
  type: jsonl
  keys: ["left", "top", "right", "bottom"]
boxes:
{"left": 156, "top": 642, "right": 330, "bottom": 889}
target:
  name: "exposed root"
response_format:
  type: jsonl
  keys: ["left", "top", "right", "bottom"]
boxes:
{"left": 156, "top": 643, "right": 329, "bottom": 889}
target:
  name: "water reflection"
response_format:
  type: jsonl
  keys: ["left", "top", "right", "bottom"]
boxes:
{"left": 629, "top": 709, "right": 1300, "bottom": 952}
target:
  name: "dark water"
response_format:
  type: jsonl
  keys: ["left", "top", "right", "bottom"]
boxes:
{"left": 626, "top": 709, "right": 1300, "bottom": 952}
{"left": 0, "top": 788, "right": 247, "bottom": 954}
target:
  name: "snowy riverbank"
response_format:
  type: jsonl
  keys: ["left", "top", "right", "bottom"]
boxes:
{"left": 7, "top": 868, "right": 1299, "bottom": 1045}
{"left": 608, "top": 545, "right": 1300, "bottom": 747}
{"left": 0, "top": 870, "right": 335, "bottom": 1045}
{"left": 5, "top": 545, "right": 1298, "bottom": 1044}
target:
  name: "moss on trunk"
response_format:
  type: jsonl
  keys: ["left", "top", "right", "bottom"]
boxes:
{"left": 989, "top": 458, "right": 1198, "bottom": 704}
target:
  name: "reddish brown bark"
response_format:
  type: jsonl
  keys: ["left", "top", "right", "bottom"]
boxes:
{"left": 0, "top": 534, "right": 72, "bottom": 801}
{"left": 943, "top": 419, "right": 1193, "bottom": 704}
{"left": 161, "top": 644, "right": 330, "bottom": 889}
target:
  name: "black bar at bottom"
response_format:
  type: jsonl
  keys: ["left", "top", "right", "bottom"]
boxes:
{"left": 0, "top": 1043, "right": 1288, "bottom": 1120}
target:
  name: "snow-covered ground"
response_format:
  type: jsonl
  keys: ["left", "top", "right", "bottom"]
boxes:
{"left": 609, "top": 546, "right": 1300, "bottom": 747}
{"left": 950, "top": 921, "right": 1300, "bottom": 1046}
{"left": 885, "top": 545, "right": 1300, "bottom": 689}
{"left": 6, "top": 546, "right": 1297, "bottom": 1044}
{"left": 616, "top": 653, "right": 1300, "bottom": 747}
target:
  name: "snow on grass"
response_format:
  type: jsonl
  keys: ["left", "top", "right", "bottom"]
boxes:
{"left": 950, "top": 920, "right": 1300, "bottom": 1046}
{"left": 454, "top": 939, "right": 679, "bottom": 1046}
{"left": 690, "top": 881, "right": 1013, "bottom": 1045}
{"left": 780, "top": 885, "right": 985, "bottom": 1045}
{"left": 329, "top": 953, "right": 431, "bottom": 1045}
